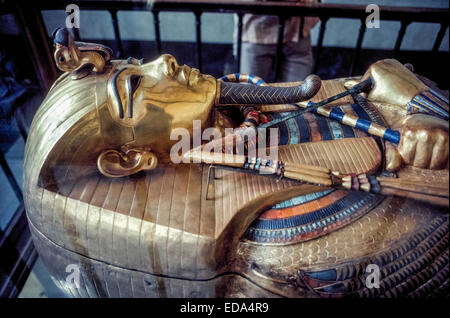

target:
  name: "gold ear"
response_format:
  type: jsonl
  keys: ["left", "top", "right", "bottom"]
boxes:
{"left": 54, "top": 46, "right": 71, "bottom": 72}
{"left": 97, "top": 147, "right": 158, "bottom": 178}
{"left": 403, "top": 63, "right": 414, "bottom": 72}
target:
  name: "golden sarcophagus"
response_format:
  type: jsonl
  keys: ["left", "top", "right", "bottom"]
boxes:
{"left": 23, "top": 28, "right": 448, "bottom": 297}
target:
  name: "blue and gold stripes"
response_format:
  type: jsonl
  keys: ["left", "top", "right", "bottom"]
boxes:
{"left": 272, "top": 189, "right": 334, "bottom": 209}
{"left": 280, "top": 112, "right": 300, "bottom": 144}
{"left": 329, "top": 121, "right": 344, "bottom": 139}
{"left": 271, "top": 108, "right": 358, "bottom": 145}
{"left": 308, "top": 102, "right": 401, "bottom": 144}
{"left": 245, "top": 192, "right": 383, "bottom": 244}
{"left": 408, "top": 90, "right": 449, "bottom": 120}
{"left": 218, "top": 73, "right": 266, "bottom": 86}
{"left": 244, "top": 97, "right": 383, "bottom": 245}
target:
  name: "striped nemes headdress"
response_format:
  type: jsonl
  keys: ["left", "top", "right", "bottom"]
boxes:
{"left": 408, "top": 89, "right": 449, "bottom": 120}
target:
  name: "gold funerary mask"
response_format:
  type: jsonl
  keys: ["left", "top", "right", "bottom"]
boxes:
{"left": 37, "top": 28, "right": 321, "bottom": 183}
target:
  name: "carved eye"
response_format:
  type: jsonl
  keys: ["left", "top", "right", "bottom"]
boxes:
{"left": 165, "top": 57, "right": 178, "bottom": 76}
{"left": 126, "top": 75, "right": 142, "bottom": 119}
{"left": 169, "top": 60, "right": 177, "bottom": 75}
{"left": 58, "top": 56, "right": 65, "bottom": 63}
{"left": 130, "top": 75, "right": 142, "bottom": 95}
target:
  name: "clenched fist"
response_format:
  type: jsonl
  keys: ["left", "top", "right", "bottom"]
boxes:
{"left": 386, "top": 114, "right": 449, "bottom": 171}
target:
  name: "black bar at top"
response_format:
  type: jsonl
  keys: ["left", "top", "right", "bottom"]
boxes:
{"left": 236, "top": 12, "right": 243, "bottom": 73}
{"left": 109, "top": 9, "right": 124, "bottom": 58}
{"left": 65, "top": 8, "right": 80, "bottom": 40}
{"left": 152, "top": 9, "right": 162, "bottom": 55}
{"left": 349, "top": 18, "right": 367, "bottom": 76}
{"left": 313, "top": 16, "right": 328, "bottom": 74}
{"left": 37, "top": 1, "right": 447, "bottom": 24}
{"left": 299, "top": 16, "right": 305, "bottom": 39}
{"left": 432, "top": 23, "right": 448, "bottom": 52}
{"left": 194, "top": 10, "right": 202, "bottom": 71}
{"left": 394, "top": 20, "right": 410, "bottom": 57}
{"left": 0, "top": 151, "right": 23, "bottom": 202}
{"left": 274, "top": 15, "right": 286, "bottom": 82}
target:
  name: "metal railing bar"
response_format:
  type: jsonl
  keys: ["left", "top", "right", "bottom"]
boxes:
{"left": 0, "top": 151, "right": 23, "bottom": 202}
{"left": 0, "top": 205, "right": 25, "bottom": 248}
{"left": 109, "top": 9, "right": 124, "bottom": 58}
{"left": 194, "top": 10, "right": 203, "bottom": 70}
{"left": 299, "top": 16, "right": 305, "bottom": 39}
{"left": 66, "top": 18, "right": 81, "bottom": 41}
{"left": 236, "top": 12, "right": 243, "bottom": 73}
{"left": 152, "top": 9, "right": 162, "bottom": 55}
{"left": 394, "top": 20, "right": 411, "bottom": 57}
{"left": 65, "top": 3, "right": 80, "bottom": 40}
{"left": 432, "top": 23, "right": 448, "bottom": 53}
{"left": 313, "top": 16, "right": 328, "bottom": 74}
{"left": 274, "top": 15, "right": 287, "bottom": 82}
{"left": 349, "top": 18, "right": 367, "bottom": 76}
{"left": 0, "top": 204, "right": 37, "bottom": 298}
{"left": 72, "top": 28, "right": 81, "bottom": 41}
{"left": 15, "top": 0, "right": 448, "bottom": 90}
{"left": 15, "top": 3, "right": 57, "bottom": 91}
{"left": 34, "top": 1, "right": 447, "bottom": 24}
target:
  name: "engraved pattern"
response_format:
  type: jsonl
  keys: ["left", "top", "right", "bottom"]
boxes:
{"left": 233, "top": 197, "right": 448, "bottom": 297}
{"left": 218, "top": 75, "right": 320, "bottom": 106}
{"left": 24, "top": 72, "right": 448, "bottom": 297}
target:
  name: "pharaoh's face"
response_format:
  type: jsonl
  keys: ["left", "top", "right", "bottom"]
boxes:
{"left": 108, "top": 54, "right": 216, "bottom": 124}
{"left": 105, "top": 54, "right": 217, "bottom": 156}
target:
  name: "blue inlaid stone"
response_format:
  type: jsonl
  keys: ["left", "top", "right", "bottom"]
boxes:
{"left": 306, "top": 269, "right": 337, "bottom": 281}
{"left": 329, "top": 120, "right": 343, "bottom": 140}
